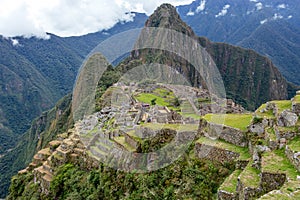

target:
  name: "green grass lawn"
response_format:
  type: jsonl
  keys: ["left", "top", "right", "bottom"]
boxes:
{"left": 196, "top": 137, "right": 251, "bottom": 160}
{"left": 135, "top": 93, "right": 169, "bottom": 106}
{"left": 255, "top": 103, "right": 275, "bottom": 119}
{"left": 239, "top": 161, "right": 261, "bottom": 188}
{"left": 266, "top": 127, "right": 277, "bottom": 141}
{"left": 202, "top": 114, "right": 253, "bottom": 131}
{"left": 293, "top": 95, "right": 300, "bottom": 103}
{"left": 277, "top": 126, "right": 298, "bottom": 133}
{"left": 219, "top": 169, "right": 242, "bottom": 193}
{"left": 288, "top": 136, "right": 300, "bottom": 152}
{"left": 271, "top": 100, "right": 292, "bottom": 113}
{"left": 113, "top": 136, "right": 136, "bottom": 152}
{"left": 180, "top": 113, "right": 201, "bottom": 120}
{"left": 142, "top": 123, "right": 198, "bottom": 132}
{"left": 262, "top": 149, "right": 299, "bottom": 180}
{"left": 126, "top": 130, "right": 142, "bottom": 142}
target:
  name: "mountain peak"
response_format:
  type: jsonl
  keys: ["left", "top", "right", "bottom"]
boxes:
{"left": 145, "top": 3, "right": 196, "bottom": 37}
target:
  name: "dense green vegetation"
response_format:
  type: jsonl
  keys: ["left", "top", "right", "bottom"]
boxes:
{"left": 0, "top": 95, "right": 73, "bottom": 198}
{"left": 8, "top": 155, "right": 234, "bottom": 200}
{"left": 0, "top": 15, "right": 148, "bottom": 197}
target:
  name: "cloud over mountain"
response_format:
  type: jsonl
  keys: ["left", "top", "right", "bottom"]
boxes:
{"left": 0, "top": 0, "right": 193, "bottom": 38}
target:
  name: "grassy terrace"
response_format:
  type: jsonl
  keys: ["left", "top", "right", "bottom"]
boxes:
{"left": 135, "top": 93, "right": 169, "bottom": 106}
{"left": 262, "top": 149, "right": 299, "bottom": 180}
{"left": 134, "top": 87, "right": 178, "bottom": 109}
{"left": 79, "top": 127, "right": 99, "bottom": 140}
{"left": 180, "top": 113, "right": 201, "bottom": 120}
{"left": 196, "top": 137, "right": 251, "bottom": 160}
{"left": 180, "top": 100, "right": 200, "bottom": 120}
{"left": 219, "top": 169, "right": 242, "bottom": 193}
{"left": 239, "top": 161, "right": 261, "bottom": 188}
{"left": 293, "top": 95, "right": 300, "bottom": 103}
{"left": 259, "top": 188, "right": 300, "bottom": 200}
{"left": 202, "top": 114, "right": 253, "bottom": 131}
{"left": 126, "top": 130, "right": 142, "bottom": 142}
{"left": 142, "top": 123, "right": 198, "bottom": 132}
{"left": 288, "top": 136, "right": 300, "bottom": 152}
{"left": 113, "top": 136, "right": 136, "bottom": 152}
{"left": 277, "top": 126, "right": 298, "bottom": 133}
{"left": 266, "top": 127, "right": 277, "bottom": 141}
{"left": 271, "top": 100, "right": 292, "bottom": 114}
{"left": 255, "top": 103, "right": 275, "bottom": 119}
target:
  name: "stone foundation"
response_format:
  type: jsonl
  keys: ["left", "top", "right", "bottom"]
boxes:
{"left": 285, "top": 145, "right": 300, "bottom": 172}
{"left": 218, "top": 190, "right": 237, "bottom": 200}
{"left": 200, "top": 119, "right": 248, "bottom": 147}
{"left": 237, "top": 179, "right": 261, "bottom": 200}
{"left": 195, "top": 143, "right": 240, "bottom": 165}
{"left": 260, "top": 172, "right": 286, "bottom": 193}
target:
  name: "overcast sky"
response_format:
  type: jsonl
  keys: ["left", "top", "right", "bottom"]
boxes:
{"left": 0, "top": 0, "right": 194, "bottom": 38}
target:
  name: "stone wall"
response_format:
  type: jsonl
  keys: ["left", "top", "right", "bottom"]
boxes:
{"left": 135, "top": 127, "right": 157, "bottom": 139}
{"left": 260, "top": 172, "right": 286, "bottom": 193}
{"left": 195, "top": 143, "right": 240, "bottom": 165}
{"left": 285, "top": 145, "right": 300, "bottom": 172}
{"left": 218, "top": 190, "right": 237, "bottom": 200}
{"left": 125, "top": 134, "right": 140, "bottom": 149}
{"left": 275, "top": 126, "right": 298, "bottom": 140}
{"left": 200, "top": 119, "right": 248, "bottom": 147}
{"left": 292, "top": 101, "right": 300, "bottom": 115}
{"left": 236, "top": 160, "right": 249, "bottom": 170}
{"left": 236, "top": 179, "right": 261, "bottom": 200}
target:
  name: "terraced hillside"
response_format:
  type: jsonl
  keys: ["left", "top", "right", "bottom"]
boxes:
{"left": 7, "top": 81, "right": 300, "bottom": 199}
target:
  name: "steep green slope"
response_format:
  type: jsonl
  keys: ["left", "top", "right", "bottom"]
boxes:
{"left": 8, "top": 155, "right": 233, "bottom": 200}
{"left": 0, "top": 13, "right": 147, "bottom": 160}
{"left": 178, "top": 0, "right": 300, "bottom": 85}
{"left": 199, "top": 38, "right": 289, "bottom": 109}
{"left": 238, "top": 20, "right": 300, "bottom": 85}
{"left": 0, "top": 94, "right": 73, "bottom": 198}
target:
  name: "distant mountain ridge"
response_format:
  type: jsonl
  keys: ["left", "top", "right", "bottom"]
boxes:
{"left": 177, "top": 0, "right": 300, "bottom": 85}
{"left": 0, "top": 13, "right": 147, "bottom": 156}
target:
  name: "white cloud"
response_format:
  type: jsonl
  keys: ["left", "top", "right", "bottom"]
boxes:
{"left": 277, "top": 4, "right": 286, "bottom": 9}
{"left": 186, "top": 10, "right": 195, "bottom": 16}
{"left": 287, "top": 15, "right": 293, "bottom": 19}
{"left": 215, "top": 4, "right": 230, "bottom": 18}
{"left": 255, "top": 2, "right": 263, "bottom": 10}
{"left": 272, "top": 13, "right": 283, "bottom": 20}
{"left": 10, "top": 38, "right": 20, "bottom": 46}
{"left": 260, "top": 19, "right": 268, "bottom": 24}
{"left": 0, "top": 0, "right": 194, "bottom": 38}
{"left": 250, "top": 0, "right": 258, "bottom": 2}
{"left": 196, "top": 0, "right": 206, "bottom": 13}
